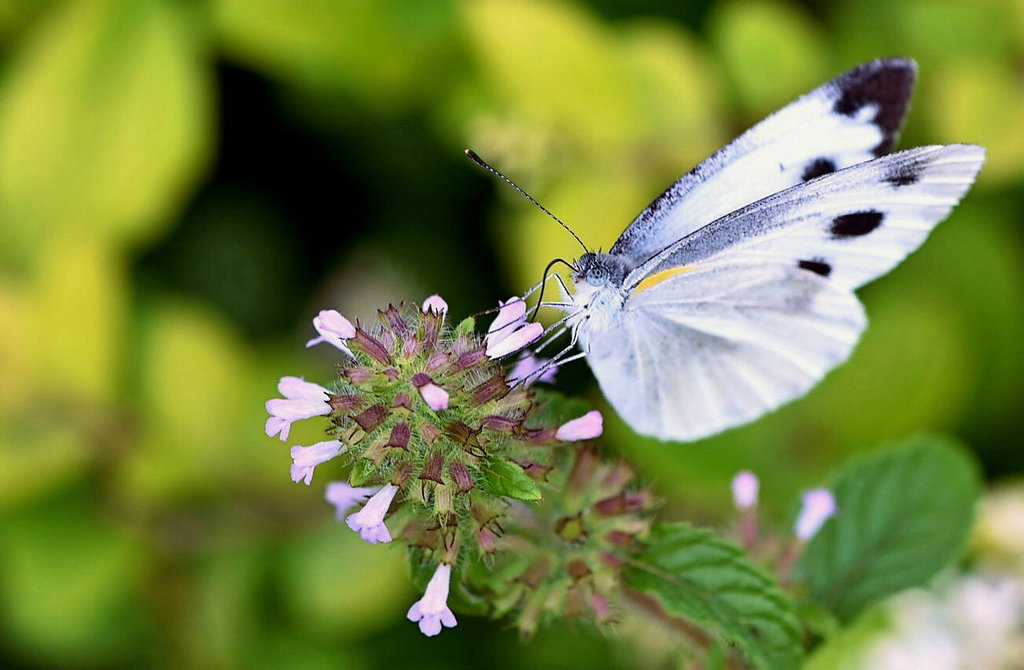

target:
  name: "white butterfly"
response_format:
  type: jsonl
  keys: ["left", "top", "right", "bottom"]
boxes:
{"left": 531, "top": 58, "right": 985, "bottom": 442}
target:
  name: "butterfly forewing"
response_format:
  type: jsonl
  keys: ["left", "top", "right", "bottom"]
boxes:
{"left": 611, "top": 59, "right": 917, "bottom": 265}
{"left": 625, "top": 144, "right": 986, "bottom": 291}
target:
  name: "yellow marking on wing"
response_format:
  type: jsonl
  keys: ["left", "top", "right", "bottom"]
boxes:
{"left": 632, "top": 266, "right": 693, "bottom": 294}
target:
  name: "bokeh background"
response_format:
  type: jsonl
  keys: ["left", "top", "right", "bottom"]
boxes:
{"left": 1, "top": 0, "right": 1022, "bottom": 668}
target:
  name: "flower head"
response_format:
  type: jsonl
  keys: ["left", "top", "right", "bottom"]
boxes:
{"left": 485, "top": 297, "right": 543, "bottom": 358}
{"left": 346, "top": 483, "right": 399, "bottom": 544}
{"left": 325, "top": 482, "right": 377, "bottom": 519}
{"left": 407, "top": 563, "right": 457, "bottom": 637}
{"left": 306, "top": 309, "right": 356, "bottom": 356}
{"left": 731, "top": 471, "right": 759, "bottom": 510}
{"left": 795, "top": 488, "right": 837, "bottom": 541}
{"left": 290, "top": 440, "right": 344, "bottom": 485}
{"left": 556, "top": 410, "right": 603, "bottom": 441}
{"left": 265, "top": 376, "right": 331, "bottom": 441}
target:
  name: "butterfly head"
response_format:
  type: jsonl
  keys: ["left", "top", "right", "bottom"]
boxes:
{"left": 573, "top": 252, "right": 630, "bottom": 289}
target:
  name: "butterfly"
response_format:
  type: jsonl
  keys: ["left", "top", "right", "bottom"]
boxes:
{"left": 531, "top": 58, "right": 984, "bottom": 442}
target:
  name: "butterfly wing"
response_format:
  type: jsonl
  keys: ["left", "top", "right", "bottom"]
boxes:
{"left": 580, "top": 144, "right": 984, "bottom": 441}
{"left": 611, "top": 58, "right": 917, "bottom": 264}
{"left": 580, "top": 263, "right": 866, "bottom": 441}
{"left": 624, "top": 144, "right": 986, "bottom": 291}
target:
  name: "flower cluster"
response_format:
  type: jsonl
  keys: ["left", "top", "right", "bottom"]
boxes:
{"left": 266, "top": 296, "right": 627, "bottom": 637}
{"left": 464, "top": 445, "right": 657, "bottom": 636}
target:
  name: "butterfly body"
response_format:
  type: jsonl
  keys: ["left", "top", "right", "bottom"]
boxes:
{"left": 550, "top": 59, "right": 985, "bottom": 442}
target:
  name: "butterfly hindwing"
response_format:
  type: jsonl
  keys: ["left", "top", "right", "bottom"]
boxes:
{"left": 611, "top": 59, "right": 917, "bottom": 265}
{"left": 623, "top": 144, "right": 986, "bottom": 291}
{"left": 579, "top": 263, "right": 866, "bottom": 441}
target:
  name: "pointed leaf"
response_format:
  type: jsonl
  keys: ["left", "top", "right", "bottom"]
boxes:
{"left": 799, "top": 435, "right": 981, "bottom": 621}
{"left": 627, "top": 523, "right": 803, "bottom": 670}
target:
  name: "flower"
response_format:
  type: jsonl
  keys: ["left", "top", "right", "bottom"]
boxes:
{"left": 407, "top": 563, "right": 457, "bottom": 637}
{"left": 325, "top": 482, "right": 377, "bottom": 519}
{"left": 485, "top": 297, "right": 543, "bottom": 358}
{"left": 795, "top": 488, "right": 837, "bottom": 541}
{"left": 419, "top": 382, "right": 449, "bottom": 410}
{"left": 556, "top": 410, "right": 603, "bottom": 441}
{"left": 731, "top": 471, "right": 759, "bottom": 509}
{"left": 509, "top": 352, "right": 557, "bottom": 385}
{"left": 265, "top": 376, "right": 331, "bottom": 441}
{"left": 346, "top": 483, "right": 399, "bottom": 544}
{"left": 306, "top": 309, "right": 356, "bottom": 356}
{"left": 422, "top": 295, "right": 448, "bottom": 316}
{"left": 290, "top": 440, "right": 345, "bottom": 485}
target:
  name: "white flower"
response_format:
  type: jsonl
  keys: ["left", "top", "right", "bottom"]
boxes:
{"left": 509, "top": 352, "right": 557, "bottom": 385}
{"left": 306, "top": 309, "right": 356, "bottom": 356}
{"left": 422, "top": 295, "right": 448, "bottom": 316}
{"left": 265, "top": 376, "right": 331, "bottom": 441}
{"left": 485, "top": 297, "right": 543, "bottom": 358}
{"left": 419, "top": 382, "right": 449, "bottom": 411}
{"left": 731, "top": 471, "right": 759, "bottom": 509}
{"left": 289, "top": 440, "right": 345, "bottom": 485}
{"left": 407, "top": 563, "right": 457, "bottom": 637}
{"left": 345, "top": 483, "right": 398, "bottom": 544}
{"left": 555, "top": 410, "right": 603, "bottom": 441}
{"left": 795, "top": 489, "right": 837, "bottom": 541}
{"left": 325, "top": 482, "right": 377, "bottom": 519}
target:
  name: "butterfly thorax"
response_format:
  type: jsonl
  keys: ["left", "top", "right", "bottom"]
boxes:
{"left": 570, "top": 252, "right": 631, "bottom": 333}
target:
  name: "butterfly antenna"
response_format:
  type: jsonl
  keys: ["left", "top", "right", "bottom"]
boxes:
{"left": 465, "top": 149, "right": 589, "bottom": 253}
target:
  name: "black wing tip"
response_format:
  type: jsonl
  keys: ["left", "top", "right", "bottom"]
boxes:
{"left": 833, "top": 58, "right": 917, "bottom": 156}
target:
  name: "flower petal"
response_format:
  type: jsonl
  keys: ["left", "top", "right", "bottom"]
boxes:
{"left": 795, "top": 488, "right": 837, "bottom": 540}
{"left": 419, "top": 383, "right": 449, "bottom": 411}
{"left": 422, "top": 295, "right": 448, "bottom": 315}
{"left": 731, "top": 471, "right": 759, "bottom": 509}
{"left": 486, "top": 322, "right": 543, "bottom": 358}
{"left": 555, "top": 410, "right": 603, "bottom": 441}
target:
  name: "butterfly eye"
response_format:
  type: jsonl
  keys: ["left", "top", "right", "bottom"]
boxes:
{"left": 586, "top": 266, "right": 609, "bottom": 286}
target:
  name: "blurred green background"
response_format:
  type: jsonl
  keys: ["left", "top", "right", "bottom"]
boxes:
{"left": 0, "top": 0, "right": 1021, "bottom": 668}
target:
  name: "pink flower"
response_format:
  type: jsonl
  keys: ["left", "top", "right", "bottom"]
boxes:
{"left": 407, "top": 563, "right": 457, "bottom": 636}
{"left": 306, "top": 309, "right": 356, "bottom": 356}
{"left": 422, "top": 295, "right": 448, "bottom": 316}
{"left": 346, "top": 483, "right": 398, "bottom": 544}
{"left": 325, "top": 482, "right": 377, "bottom": 519}
{"left": 509, "top": 352, "right": 557, "bottom": 385}
{"left": 486, "top": 297, "right": 526, "bottom": 343}
{"left": 556, "top": 410, "right": 603, "bottom": 441}
{"left": 290, "top": 440, "right": 345, "bottom": 485}
{"left": 795, "top": 489, "right": 837, "bottom": 541}
{"left": 485, "top": 297, "right": 543, "bottom": 359}
{"left": 731, "top": 471, "right": 759, "bottom": 510}
{"left": 419, "top": 382, "right": 449, "bottom": 411}
{"left": 265, "top": 376, "right": 331, "bottom": 441}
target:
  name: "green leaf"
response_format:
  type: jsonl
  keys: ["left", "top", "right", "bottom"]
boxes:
{"left": 479, "top": 457, "right": 541, "bottom": 501}
{"left": 799, "top": 435, "right": 981, "bottom": 621}
{"left": 626, "top": 523, "right": 803, "bottom": 670}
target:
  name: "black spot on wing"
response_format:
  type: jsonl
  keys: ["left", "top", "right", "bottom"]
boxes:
{"left": 801, "top": 158, "right": 837, "bottom": 181}
{"left": 832, "top": 59, "right": 916, "bottom": 156}
{"left": 884, "top": 161, "right": 920, "bottom": 186}
{"left": 831, "top": 211, "right": 884, "bottom": 238}
{"left": 797, "top": 259, "right": 832, "bottom": 277}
